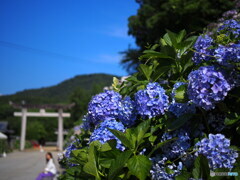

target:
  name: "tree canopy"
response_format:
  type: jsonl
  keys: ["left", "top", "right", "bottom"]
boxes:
{"left": 121, "top": 0, "right": 236, "bottom": 73}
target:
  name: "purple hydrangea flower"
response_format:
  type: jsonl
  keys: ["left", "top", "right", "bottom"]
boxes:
{"left": 192, "top": 35, "right": 214, "bottom": 64}
{"left": 135, "top": 82, "right": 169, "bottom": 118}
{"left": 222, "top": 10, "right": 239, "bottom": 19}
{"left": 195, "top": 134, "right": 238, "bottom": 169}
{"left": 64, "top": 140, "right": 81, "bottom": 166}
{"left": 89, "top": 118, "right": 125, "bottom": 151}
{"left": 119, "top": 96, "right": 136, "bottom": 127}
{"left": 88, "top": 90, "right": 122, "bottom": 126}
{"left": 150, "top": 156, "right": 183, "bottom": 180}
{"left": 188, "top": 66, "right": 231, "bottom": 110}
{"left": 214, "top": 44, "right": 240, "bottom": 65}
{"left": 87, "top": 90, "right": 136, "bottom": 127}
{"left": 161, "top": 129, "right": 191, "bottom": 159}
{"left": 218, "top": 19, "right": 240, "bottom": 38}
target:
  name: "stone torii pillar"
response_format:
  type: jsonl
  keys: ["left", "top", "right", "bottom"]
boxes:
{"left": 10, "top": 102, "right": 74, "bottom": 151}
{"left": 20, "top": 108, "right": 27, "bottom": 151}
{"left": 58, "top": 109, "right": 63, "bottom": 151}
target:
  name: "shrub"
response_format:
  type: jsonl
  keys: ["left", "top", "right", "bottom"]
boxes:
{"left": 59, "top": 19, "right": 240, "bottom": 180}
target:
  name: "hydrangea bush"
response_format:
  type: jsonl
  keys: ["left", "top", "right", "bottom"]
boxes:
{"left": 59, "top": 19, "right": 240, "bottom": 180}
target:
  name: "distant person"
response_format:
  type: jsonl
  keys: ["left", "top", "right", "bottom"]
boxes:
{"left": 36, "top": 152, "right": 57, "bottom": 180}
{"left": 38, "top": 137, "right": 46, "bottom": 146}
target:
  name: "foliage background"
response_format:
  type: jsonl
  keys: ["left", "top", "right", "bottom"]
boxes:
{"left": 121, "top": 0, "right": 237, "bottom": 73}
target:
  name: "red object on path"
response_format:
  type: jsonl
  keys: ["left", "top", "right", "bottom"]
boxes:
{"left": 31, "top": 141, "right": 40, "bottom": 148}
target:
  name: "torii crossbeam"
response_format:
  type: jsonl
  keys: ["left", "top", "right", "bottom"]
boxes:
{"left": 10, "top": 102, "right": 74, "bottom": 151}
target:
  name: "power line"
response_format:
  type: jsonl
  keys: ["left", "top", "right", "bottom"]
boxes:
{"left": 0, "top": 40, "right": 81, "bottom": 62}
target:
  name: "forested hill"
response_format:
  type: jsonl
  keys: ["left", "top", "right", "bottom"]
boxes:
{"left": 0, "top": 73, "right": 116, "bottom": 139}
{"left": 0, "top": 73, "right": 116, "bottom": 104}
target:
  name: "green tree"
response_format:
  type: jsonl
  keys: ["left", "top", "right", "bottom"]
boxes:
{"left": 26, "top": 121, "right": 47, "bottom": 140}
{"left": 121, "top": 0, "right": 236, "bottom": 73}
{"left": 69, "top": 84, "right": 105, "bottom": 124}
{"left": 70, "top": 88, "right": 91, "bottom": 123}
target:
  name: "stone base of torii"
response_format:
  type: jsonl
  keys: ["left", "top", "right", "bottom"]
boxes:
{"left": 10, "top": 102, "right": 74, "bottom": 151}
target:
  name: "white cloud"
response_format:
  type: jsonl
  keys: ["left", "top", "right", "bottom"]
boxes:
{"left": 107, "top": 27, "right": 129, "bottom": 38}
{"left": 96, "top": 54, "right": 122, "bottom": 64}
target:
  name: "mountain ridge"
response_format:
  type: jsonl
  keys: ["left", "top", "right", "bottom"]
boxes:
{"left": 0, "top": 73, "right": 117, "bottom": 104}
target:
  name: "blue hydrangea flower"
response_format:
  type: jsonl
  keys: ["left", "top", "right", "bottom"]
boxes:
{"left": 188, "top": 66, "right": 231, "bottom": 110}
{"left": 214, "top": 44, "right": 240, "bottom": 65}
{"left": 64, "top": 141, "right": 78, "bottom": 159}
{"left": 135, "top": 82, "right": 169, "bottom": 118}
{"left": 150, "top": 156, "right": 183, "bottom": 180}
{"left": 218, "top": 19, "right": 240, "bottom": 38}
{"left": 195, "top": 134, "right": 238, "bottom": 169}
{"left": 168, "top": 103, "right": 196, "bottom": 117}
{"left": 227, "top": 69, "right": 240, "bottom": 88}
{"left": 119, "top": 96, "right": 136, "bottom": 127}
{"left": 80, "top": 114, "right": 92, "bottom": 131}
{"left": 64, "top": 140, "right": 81, "bottom": 166}
{"left": 89, "top": 118, "right": 125, "bottom": 151}
{"left": 192, "top": 35, "right": 214, "bottom": 64}
{"left": 169, "top": 82, "right": 196, "bottom": 117}
{"left": 161, "top": 129, "right": 191, "bottom": 159}
{"left": 88, "top": 90, "right": 122, "bottom": 126}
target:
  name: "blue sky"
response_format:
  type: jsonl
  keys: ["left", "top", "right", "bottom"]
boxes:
{"left": 0, "top": 0, "right": 139, "bottom": 95}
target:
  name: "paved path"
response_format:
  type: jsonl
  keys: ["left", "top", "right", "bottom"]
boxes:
{"left": 0, "top": 150, "right": 61, "bottom": 180}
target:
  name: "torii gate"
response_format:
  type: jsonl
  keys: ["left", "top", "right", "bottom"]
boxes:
{"left": 10, "top": 102, "right": 74, "bottom": 151}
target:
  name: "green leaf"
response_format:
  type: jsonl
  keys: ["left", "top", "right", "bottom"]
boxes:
{"left": 140, "top": 50, "right": 174, "bottom": 60}
{"left": 112, "top": 77, "right": 120, "bottom": 91}
{"left": 134, "top": 119, "right": 151, "bottom": 145}
{"left": 182, "top": 56, "right": 193, "bottom": 73}
{"left": 127, "top": 155, "right": 152, "bottom": 180}
{"left": 160, "top": 38, "right": 167, "bottom": 46}
{"left": 175, "top": 171, "right": 191, "bottom": 180}
{"left": 167, "top": 113, "right": 193, "bottom": 131}
{"left": 126, "top": 119, "right": 151, "bottom": 151}
{"left": 149, "top": 135, "right": 157, "bottom": 144}
{"left": 66, "top": 166, "right": 82, "bottom": 177}
{"left": 152, "top": 65, "right": 171, "bottom": 82}
{"left": 178, "top": 36, "right": 197, "bottom": 56}
{"left": 138, "top": 64, "right": 152, "bottom": 80}
{"left": 148, "top": 138, "right": 177, "bottom": 157}
{"left": 108, "top": 150, "right": 132, "bottom": 180}
{"left": 110, "top": 120, "right": 151, "bottom": 152}
{"left": 83, "top": 143, "right": 101, "bottom": 179}
{"left": 163, "top": 33, "right": 172, "bottom": 46}
{"left": 225, "top": 116, "right": 240, "bottom": 126}
{"left": 192, "top": 155, "right": 210, "bottom": 180}
{"left": 166, "top": 30, "right": 178, "bottom": 48}
{"left": 109, "top": 129, "right": 133, "bottom": 149}
{"left": 176, "top": 30, "right": 186, "bottom": 43}
{"left": 100, "top": 140, "right": 117, "bottom": 152}
{"left": 72, "top": 149, "right": 88, "bottom": 165}
{"left": 174, "top": 83, "right": 188, "bottom": 103}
